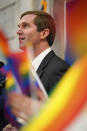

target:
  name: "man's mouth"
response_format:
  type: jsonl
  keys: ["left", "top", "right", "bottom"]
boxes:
{"left": 19, "top": 37, "right": 25, "bottom": 41}
{"left": 19, "top": 37, "right": 25, "bottom": 45}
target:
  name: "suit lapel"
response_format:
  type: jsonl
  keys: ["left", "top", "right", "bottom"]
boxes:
{"left": 36, "top": 50, "right": 55, "bottom": 77}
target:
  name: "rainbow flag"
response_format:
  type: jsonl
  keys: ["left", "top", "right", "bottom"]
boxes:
{"left": 65, "top": 0, "right": 87, "bottom": 65}
{"left": 0, "top": 30, "right": 46, "bottom": 96}
{"left": 4, "top": 70, "right": 23, "bottom": 127}
{"left": 0, "top": 31, "right": 31, "bottom": 94}
{"left": 0, "top": 30, "right": 31, "bottom": 127}
{"left": 40, "top": 0, "right": 48, "bottom": 12}
{"left": 20, "top": 54, "right": 87, "bottom": 131}
{"left": 0, "top": 30, "right": 47, "bottom": 128}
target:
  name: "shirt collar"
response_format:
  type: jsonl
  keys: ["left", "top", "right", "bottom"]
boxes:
{"left": 32, "top": 48, "right": 51, "bottom": 71}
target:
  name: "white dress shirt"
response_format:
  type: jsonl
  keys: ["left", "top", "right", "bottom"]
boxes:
{"left": 32, "top": 48, "right": 51, "bottom": 71}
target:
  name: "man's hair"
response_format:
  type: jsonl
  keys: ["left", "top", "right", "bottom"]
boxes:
{"left": 20, "top": 11, "right": 56, "bottom": 46}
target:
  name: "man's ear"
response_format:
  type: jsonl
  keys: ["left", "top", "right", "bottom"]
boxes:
{"left": 40, "top": 28, "right": 50, "bottom": 39}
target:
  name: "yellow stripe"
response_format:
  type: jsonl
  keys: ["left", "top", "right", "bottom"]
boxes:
{"left": 19, "top": 62, "right": 30, "bottom": 75}
{"left": 41, "top": 0, "right": 47, "bottom": 12}
{"left": 6, "top": 76, "right": 15, "bottom": 89}
{"left": 20, "top": 58, "right": 84, "bottom": 131}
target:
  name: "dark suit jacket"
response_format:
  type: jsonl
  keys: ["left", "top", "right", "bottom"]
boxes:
{"left": 37, "top": 50, "right": 70, "bottom": 94}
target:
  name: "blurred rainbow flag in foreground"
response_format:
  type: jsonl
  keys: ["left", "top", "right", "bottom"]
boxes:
{"left": 0, "top": 30, "right": 47, "bottom": 128}
{"left": 20, "top": 54, "right": 87, "bottom": 131}
{"left": 65, "top": 0, "right": 87, "bottom": 65}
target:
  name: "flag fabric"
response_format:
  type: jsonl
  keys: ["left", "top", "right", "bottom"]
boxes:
{"left": 0, "top": 30, "right": 10, "bottom": 56}
{"left": 0, "top": 30, "right": 47, "bottom": 128}
{"left": 65, "top": 0, "right": 87, "bottom": 65}
{"left": 20, "top": 54, "right": 87, "bottom": 131}
{"left": 0, "top": 30, "right": 31, "bottom": 95}
{"left": 0, "top": 30, "right": 47, "bottom": 97}
{"left": 66, "top": 104, "right": 87, "bottom": 131}
{"left": 40, "top": 0, "right": 48, "bottom": 12}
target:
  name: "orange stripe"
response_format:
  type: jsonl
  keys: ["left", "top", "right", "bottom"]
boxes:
{"left": 44, "top": 59, "right": 87, "bottom": 131}
{"left": 0, "top": 31, "right": 10, "bottom": 56}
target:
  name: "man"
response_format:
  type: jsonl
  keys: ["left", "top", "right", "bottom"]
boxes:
{"left": 17, "top": 10, "right": 70, "bottom": 94}
{"left": 3, "top": 11, "right": 70, "bottom": 130}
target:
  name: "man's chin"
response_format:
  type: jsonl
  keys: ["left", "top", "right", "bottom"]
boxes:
{"left": 19, "top": 43, "right": 26, "bottom": 50}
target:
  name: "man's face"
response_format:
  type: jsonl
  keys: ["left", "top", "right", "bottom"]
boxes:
{"left": 17, "top": 14, "right": 41, "bottom": 49}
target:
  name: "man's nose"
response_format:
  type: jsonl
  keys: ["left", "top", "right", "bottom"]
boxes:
{"left": 16, "top": 28, "right": 23, "bottom": 35}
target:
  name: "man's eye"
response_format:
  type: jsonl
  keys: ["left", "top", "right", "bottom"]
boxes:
{"left": 23, "top": 24, "right": 28, "bottom": 27}
{"left": 22, "top": 23, "right": 29, "bottom": 28}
